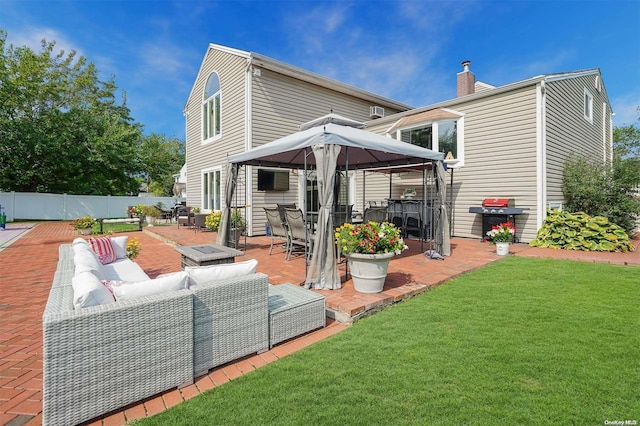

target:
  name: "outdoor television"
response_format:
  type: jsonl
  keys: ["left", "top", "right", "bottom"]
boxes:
{"left": 257, "top": 169, "right": 289, "bottom": 191}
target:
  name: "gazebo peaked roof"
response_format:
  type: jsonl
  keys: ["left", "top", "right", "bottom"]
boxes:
{"left": 222, "top": 114, "right": 448, "bottom": 291}
{"left": 227, "top": 115, "right": 444, "bottom": 171}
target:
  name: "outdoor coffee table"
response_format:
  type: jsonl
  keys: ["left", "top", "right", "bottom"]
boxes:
{"left": 175, "top": 243, "right": 243, "bottom": 269}
{"left": 268, "top": 283, "right": 326, "bottom": 347}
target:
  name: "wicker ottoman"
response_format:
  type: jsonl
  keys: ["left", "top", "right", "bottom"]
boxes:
{"left": 268, "top": 284, "right": 326, "bottom": 347}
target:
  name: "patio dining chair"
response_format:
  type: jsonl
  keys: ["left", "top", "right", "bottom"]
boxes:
{"left": 284, "top": 208, "right": 314, "bottom": 261}
{"left": 364, "top": 206, "right": 388, "bottom": 223}
{"left": 264, "top": 207, "right": 290, "bottom": 256}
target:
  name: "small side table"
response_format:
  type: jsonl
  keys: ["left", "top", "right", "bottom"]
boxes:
{"left": 268, "top": 284, "right": 326, "bottom": 347}
{"left": 175, "top": 244, "right": 243, "bottom": 269}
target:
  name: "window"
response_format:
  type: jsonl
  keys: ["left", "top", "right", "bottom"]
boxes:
{"left": 202, "top": 73, "right": 221, "bottom": 141}
{"left": 399, "top": 119, "right": 460, "bottom": 164}
{"left": 202, "top": 168, "right": 221, "bottom": 211}
{"left": 584, "top": 88, "right": 593, "bottom": 123}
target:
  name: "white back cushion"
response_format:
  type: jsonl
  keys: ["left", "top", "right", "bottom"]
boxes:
{"left": 73, "top": 247, "right": 106, "bottom": 281}
{"left": 110, "top": 236, "right": 128, "bottom": 259}
{"left": 72, "top": 271, "right": 115, "bottom": 309}
{"left": 185, "top": 259, "right": 258, "bottom": 285}
{"left": 111, "top": 271, "right": 189, "bottom": 301}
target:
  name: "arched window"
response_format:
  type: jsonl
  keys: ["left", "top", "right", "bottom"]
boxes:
{"left": 202, "top": 72, "right": 221, "bottom": 140}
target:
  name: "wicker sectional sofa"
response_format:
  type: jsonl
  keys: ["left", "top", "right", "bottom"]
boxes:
{"left": 43, "top": 243, "right": 269, "bottom": 426}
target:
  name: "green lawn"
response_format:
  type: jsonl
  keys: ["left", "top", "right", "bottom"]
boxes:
{"left": 135, "top": 257, "right": 639, "bottom": 425}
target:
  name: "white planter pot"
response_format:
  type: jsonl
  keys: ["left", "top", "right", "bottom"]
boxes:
{"left": 146, "top": 216, "right": 156, "bottom": 225}
{"left": 495, "top": 242, "right": 510, "bottom": 256}
{"left": 78, "top": 228, "right": 92, "bottom": 236}
{"left": 347, "top": 252, "right": 395, "bottom": 294}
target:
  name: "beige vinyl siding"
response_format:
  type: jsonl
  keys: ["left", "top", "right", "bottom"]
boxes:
{"left": 436, "top": 86, "right": 539, "bottom": 242}
{"left": 545, "top": 73, "right": 611, "bottom": 205}
{"left": 364, "top": 86, "right": 539, "bottom": 242}
{"left": 184, "top": 49, "right": 248, "bottom": 210}
{"left": 248, "top": 67, "right": 405, "bottom": 235}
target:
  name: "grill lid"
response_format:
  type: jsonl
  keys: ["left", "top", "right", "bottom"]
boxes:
{"left": 482, "top": 198, "right": 514, "bottom": 208}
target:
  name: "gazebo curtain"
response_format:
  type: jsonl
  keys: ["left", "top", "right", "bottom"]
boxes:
{"left": 216, "top": 162, "right": 239, "bottom": 247}
{"left": 435, "top": 161, "right": 451, "bottom": 256}
{"left": 305, "top": 144, "right": 341, "bottom": 290}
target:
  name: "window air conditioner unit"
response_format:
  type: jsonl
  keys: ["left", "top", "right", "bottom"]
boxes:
{"left": 370, "top": 106, "right": 385, "bottom": 119}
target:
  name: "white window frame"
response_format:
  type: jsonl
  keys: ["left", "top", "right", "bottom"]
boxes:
{"left": 202, "top": 166, "right": 222, "bottom": 211}
{"left": 202, "top": 72, "right": 222, "bottom": 143}
{"left": 584, "top": 88, "right": 593, "bottom": 124}
{"left": 396, "top": 115, "right": 464, "bottom": 168}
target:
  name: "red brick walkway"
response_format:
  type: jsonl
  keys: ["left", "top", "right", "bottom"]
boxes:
{"left": 0, "top": 222, "right": 637, "bottom": 425}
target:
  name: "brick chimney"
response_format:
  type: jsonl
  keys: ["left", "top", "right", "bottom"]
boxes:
{"left": 457, "top": 60, "right": 475, "bottom": 97}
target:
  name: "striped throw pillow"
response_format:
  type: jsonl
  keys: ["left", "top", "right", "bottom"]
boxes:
{"left": 90, "top": 236, "right": 117, "bottom": 265}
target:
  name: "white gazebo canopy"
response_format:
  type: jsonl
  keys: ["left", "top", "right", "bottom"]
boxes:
{"left": 220, "top": 114, "right": 448, "bottom": 290}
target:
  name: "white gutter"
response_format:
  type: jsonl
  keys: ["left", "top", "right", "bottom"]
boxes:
{"left": 536, "top": 81, "right": 547, "bottom": 229}
{"left": 245, "top": 58, "right": 254, "bottom": 235}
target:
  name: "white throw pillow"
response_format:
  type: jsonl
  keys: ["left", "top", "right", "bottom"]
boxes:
{"left": 72, "top": 271, "right": 116, "bottom": 309}
{"left": 74, "top": 249, "right": 107, "bottom": 281}
{"left": 110, "top": 236, "right": 129, "bottom": 259}
{"left": 111, "top": 271, "right": 189, "bottom": 301}
{"left": 185, "top": 259, "right": 258, "bottom": 285}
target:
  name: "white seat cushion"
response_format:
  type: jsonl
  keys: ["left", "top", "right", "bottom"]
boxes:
{"left": 103, "top": 258, "right": 150, "bottom": 282}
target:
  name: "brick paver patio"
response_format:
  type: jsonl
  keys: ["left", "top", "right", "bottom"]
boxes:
{"left": 0, "top": 221, "right": 637, "bottom": 425}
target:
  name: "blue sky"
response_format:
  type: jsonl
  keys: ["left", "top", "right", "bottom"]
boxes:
{"left": 1, "top": 0, "right": 639, "bottom": 139}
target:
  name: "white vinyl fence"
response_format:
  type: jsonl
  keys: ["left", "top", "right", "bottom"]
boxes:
{"left": 0, "top": 191, "right": 178, "bottom": 222}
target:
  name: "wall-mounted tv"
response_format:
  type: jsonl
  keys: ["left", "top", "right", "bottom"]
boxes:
{"left": 257, "top": 169, "right": 290, "bottom": 191}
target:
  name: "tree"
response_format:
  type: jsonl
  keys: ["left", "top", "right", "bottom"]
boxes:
{"left": 0, "top": 29, "right": 141, "bottom": 195}
{"left": 136, "top": 133, "right": 185, "bottom": 196}
{"left": 563, "top": 108, "right": 640, "bottom": 235}
{"left": 613, "top": 107, "right": 640, "bottom": 159}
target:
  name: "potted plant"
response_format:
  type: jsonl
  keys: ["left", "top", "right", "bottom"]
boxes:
{"left": 486, "top": 221, "right": 516, "bottom": 255}
{"left": 230, "top": 209, "right": 246, "bottom": 248}
{"left": 335, "top": 221, "right": 408, "bottom": 293}
{"left": 141, "top": 205, "right": 160, "bottom": 225}
{"left": 128, "top": 205, "right": 145, "bottom": 218}
{"left": 205, "top": 211, "right": 222, "bottom": 231}
{"left": 72, "top": 216, "right": 96, "bottom": 235}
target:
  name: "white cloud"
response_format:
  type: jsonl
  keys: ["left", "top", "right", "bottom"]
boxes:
{"left": 611, "top": 90, "right": 640, "bottom": 127}
{"left": 5, "top": 25, "right": 83, "bottom": 58}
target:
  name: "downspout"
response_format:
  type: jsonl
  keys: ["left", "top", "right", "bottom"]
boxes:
{"left": 535, "top": 80, "right": 548, "bottom": 230}
{"left": 245, "top": 57, "right": 254, "bottom": 235}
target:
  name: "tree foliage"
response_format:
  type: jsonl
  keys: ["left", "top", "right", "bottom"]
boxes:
{"left": 563, "top": 108, "right": 640, "bottom": 235}
{"left": 0, "top": 29, "right": 183, "bottom": 196}
{"left": 137, "top": 133, "right": 185, "bottom": 196}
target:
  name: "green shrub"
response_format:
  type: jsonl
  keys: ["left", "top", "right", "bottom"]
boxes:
{"left": 529, "top": 209, "right": 635, "bottom": 252}
{"left": 563, "top": 156, "right": 640, "bottom": 235}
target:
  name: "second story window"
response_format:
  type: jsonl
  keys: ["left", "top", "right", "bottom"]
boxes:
{"left": 202, "top": 72, "right": 221, "bottom": 141}
{"left": 399, "top": 119, "right": 459, "bottom": 164}
{"left": 584, "top": 88, "right": 593, "bottom": 123}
